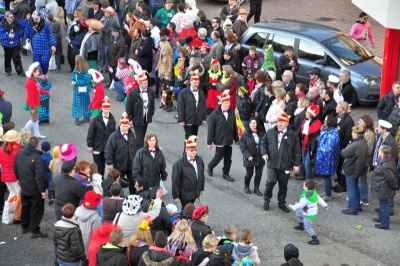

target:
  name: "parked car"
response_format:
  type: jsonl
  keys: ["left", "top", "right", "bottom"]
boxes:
{"left": 238, "top": 18, "right": 382, "bottom": 105}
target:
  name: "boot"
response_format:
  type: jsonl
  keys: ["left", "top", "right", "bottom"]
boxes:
{"left": 244, "top": 186, "right": 251, "bottom": 194}
{"left": 253, "top": 184, "right": 262, "bottom": 196}
{"left": 263, "top": 200, "right": 270, "bottom": 211}
{"left": 308, "top": 235, "right": 320, "bottom": 245}
{"left": 75, "top": 119, "right": 81, "bottom": 125}
{"left": 294, "top": 222, "right": 304, "bottom": 231}
{"left": 25, "top": 119, "right": 34, "bottom": 131}
{"left": 33, "top": 121, "right": 46, "bottom": 139}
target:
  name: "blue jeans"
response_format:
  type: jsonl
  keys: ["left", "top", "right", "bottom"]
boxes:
{"left": 358, "top": 166, "right": 369, "bottom": 203}
{"left": 114, "top": 81, "right": 126, "bottom": 100}
{"left": 346, "top": 177, "right": 360, "bottom": 212}
{"left": 57, "top": 258, "right": 80, "bottom": 266}
{"left": 302, "top": 149, "right": 312, "bottom": 180}
{"left": 379, "top": 199, "right": 390, "bottom": 228}
{"left": 55, "top": 54, "right": 61, "bottom": 70}
{"left": 323, "top": 175, "right": 332, "bottom": 197}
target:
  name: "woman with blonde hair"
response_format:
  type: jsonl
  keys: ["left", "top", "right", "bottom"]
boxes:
{"left": 71, "top": 55, "right": 91, "bottom": 126}
{"left": 54, "top": 7, "right": 65, "bottom": 33}
{"left": 126, "top": 220, "right": 153, "bottom": 266}
{"left": 167, "top": 219, "right": 197, "bottom": 257}
{"left": 217, "top": 65, "right": 236, "bottom": 109}
{"left": 264, "top": 87, "right": 286, "bottom": 131}
{"left": 18, "top": 128, "right": 32, "bottom": 147}
{"left": 155, "top": 41, "right": 174, "bottom": 100}
{"left": 191, "top": 234, "right": 219, "bottom": 265}
{"left": 232, "top": 229, "right": 260, "bottom": 265}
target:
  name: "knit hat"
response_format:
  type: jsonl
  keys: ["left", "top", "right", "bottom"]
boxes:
{"left": 278, "top": 112, "right": 290, "bottom": 123}
{"left": 185, "top": 135, "right": 197, "bottom": 150}
{"left": 378, "top": 119, "right": 392, "bottom": 130}
{"left": 307, "top": 105, "right": 320, "bottom": 117}
{"left": 352, "top": 125, "right": 365, "bottom": 134}
{"left": 88, "top": 69, "right": 104, "bottom": 83}
{"left": 26, "top": 62, "right": 40, "bottom": 78}
{"left": 120, "top": 112, "right": 129, "bottom": 125}
{"left": 41, "top": 141, "right": 51, "bottom": 152}
{"left": 61, "top": 160, "right": 76, "bottom": 174}
{"left": 192, "top": 205, "right": 208, "bottom": 220}
{"left": 218, "top": 90, "right": 230, "bottom": 103}
{"left": 59, "top": 144, "right": 77, "bottom": 161}
{"left": 102, "top": 96, "right": 111, "bottom": 109}
{"left": 82, "top": 191, "right": 102, "bottom": 209}
{"left": 122, "top": 195, "right": 143, "bottom": 215}
{"left": 239, "top": 86, "right": 248, "bottom": 95}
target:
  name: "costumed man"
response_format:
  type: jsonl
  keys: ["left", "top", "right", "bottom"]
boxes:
{"left": 261, "top": 112, "right": 301, "bottom": 213}
{"left": 207, "top": 90, "right": 239, "bottom": 182}
{"left": 87, "top": 96, "right": 117, "bottom": 177}
{"left": 172, "top": 136, "right": 205, "bottom": 209}
{"left": 121, "top": 58, "right": 142, "bottom": 103}
{"left": 104, "top": 112, "right": 137, "bottom": 194}
{"left": 204, "top": 59, "right": 222, "bottom": 114}
{"left": 88, "top": 69, "right": 105, "bottom": 116}
{"left": 126, "top": 72, "right": 155, "bottom": 149}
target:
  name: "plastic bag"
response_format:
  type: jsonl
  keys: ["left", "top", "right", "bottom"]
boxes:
{"left": 2, "top": 195, "right": 17, "bottom": 224}
{"left": 235, "top": 113, "right": 245, "bottom": 138}
{"left": 49, "top": 53, "right": 57, "bottom": 71}
{"left": 23, "top": 39, "right": 31, "bottom": 51}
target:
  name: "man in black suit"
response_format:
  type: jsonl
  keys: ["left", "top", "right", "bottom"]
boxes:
{"left": 282, "top": 70, "right": 296, "bottom": 92}
{"left": 126, "top": 72, "right": 155, "bottom": 149}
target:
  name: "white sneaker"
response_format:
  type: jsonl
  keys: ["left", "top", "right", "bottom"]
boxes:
{"left": 34, "top": 133, "right": 46, "bottom": 139}
{"left": 360, "top": 202, "right": 369, "bottom": 206}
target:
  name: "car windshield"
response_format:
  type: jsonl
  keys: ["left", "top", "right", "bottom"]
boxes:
{"left": 321, "top": 33, "right": 374, "bottom": 66}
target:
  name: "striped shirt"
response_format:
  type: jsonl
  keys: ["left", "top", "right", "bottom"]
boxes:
{"left": 116, "top": 68, "right": 132, "bottom": 87}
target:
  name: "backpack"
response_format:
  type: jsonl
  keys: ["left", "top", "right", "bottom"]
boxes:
{"left": 232, "top": 256, "right": 255, "bottom": 266}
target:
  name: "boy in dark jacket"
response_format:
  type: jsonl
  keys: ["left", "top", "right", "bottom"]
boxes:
{"left": 41, "top": 141, "right": 54, "bottom": 205}
{"left": 237, "top": 86, "right": 252, "bottom": 129}
{"left": 97, "top": 228, "right": 128, "bottom": 266}
{"left": 138, "top": 231, "right": 174, "bottom": 265}
{"left": 162, "top": 71, "right": 175, "bottom": 112}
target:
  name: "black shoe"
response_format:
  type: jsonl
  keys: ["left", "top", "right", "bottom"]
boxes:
{"left": 6, "top": 72, "right": 11, "bottom": 76}
{"left": 12, "top": 219, "right": 21, "bottom": 224}
{"left": 81, "top": 117, "right": 90, "bottom": 123}
{"left": 254, "top": 188, "right": 262, "bottom": 196}
{"left": 333, "top": 186, "right": 347, "bottom": 193}
{"left": 39, "top": 120, "right": 49, "bottom": 124}
{"left": 116, "top": 97, "right": 124, "bottom": 102}
{"left": 223, "top": 174, "right": 234, "bottom": 182}
{"left": 342, "top": 209, "right": 358, "bottom": 215}
{"left": 67, "top": 70, "right": 73, "bottom": 73}
{"left": 17, "top": 72, "right": 25, "bottom": 77}
{"left": 154, "top": 95, "right": 159, "bottom": 98}
{"left": 263, "top": 201, "right": 270, "bottom": 211}
{"left": 244, "top": 186, "right": 251, "bottom": 194}
{"left": 75, "top": 119, "right": 81, "bottom": 126}
{"left": 31, "top": 231, "right": 48, "bottom": 239}
{"left": 279, "top": 205, "right": 290, "bottom": 213}
{"left": 357, "top": 206, "right": 363, "bottom": 212}
{"left": 21, "top": 228, "right": 31, "bottom": 234}
{"left": 308, "top": 239, "right": 320, "bottom": 245}
{"left": 294, "top": 225, "right": 304, "bottom": 231}
{"left": 373, "top": 218, "right": 381, "bottom": 223}
{"left": 374, "top": 224, "right": 389, "bottom": 230}
{"left": 207, "top": 167, "right": 213, "bottom": 177}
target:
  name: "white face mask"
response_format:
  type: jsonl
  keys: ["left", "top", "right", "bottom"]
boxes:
{"left": 74, "top": 25, "right": 79, "bottom": 32}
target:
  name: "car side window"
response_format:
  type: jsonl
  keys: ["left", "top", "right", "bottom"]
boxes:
{"left": 298, "top": 39, "right": 325, "bottom": 62}
{"left": 244, "top": 32, "right": 267, "bottom": 48}
{"left": 326, "top": 55, "right": 340, "bottom": 68}
{"left": 271, "top": 34, "right": 295, "bottom": 53}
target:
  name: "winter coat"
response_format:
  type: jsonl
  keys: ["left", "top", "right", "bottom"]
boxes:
{"left": 377, "top": 91, "right": 398, "bottom": 121}
{"left": 371, "top": 157, "right": 398, "bottom": 200}
{"left": 24, "top": 20, "right": 57, "bottom": 55}
{"left": 321, "top": 98, "right": 337, "bottom": 122}
{"left": 0, "top": 18, "right": 27, "bottom": 48}
{"left": 341, "top": 136, "right": 368, "bottom": 179}
{"left": 192, "top": 249, "right": 213, "bottom": 266}
{"left": 242, "top": 53, "right": 261, "bottom": 74}
{"left": 42, "top": 152, "right": 52, "bottom": 183}
{"left": 283, "top": 80, "right": 296, "bottom": 93}
{"left": 104, "top": 128, "right": 137, "bottom": 173}
{"left": 291, "top": 189, "right": 327, "bottom": 221}
{"left": 70, "top": 30, "right": 87, "bottom": 56}
{"left": 75, "top": 206, "right": 102, "bottom": 252}
{"left": 232, "top": 18, "right": 247, "bottom": 38}
{"left": 172, "top": 155, "right": 205, "bottom": 201}
{"left": 96, "top": 243, "right": 128, "bottom": 266}
{"left": 284, "top": 101, "right": 297, "bottom": 125}
{"left": 389, "top": 104, "right": 400, "bottom": 136}
{"left": 265, "top": 99, "right": 285, "bottom": 128}
{"left": 293, "top": 108, "right": 307, "bottom": 139}
{"left": 210, "top": 39, "right": 224, "bottom": 64}
{"left": 240, "top": 131, "right": 265, "bottom": 168}
{"left": 278, "top": 54, "right": 299, "bottom": 78}
{"left": 54, "top": 173, "right": 85, "bottom": 221}
{"left": 101, "top": 16, "right": 119, "bottom": 46}
{"left": 261, "top": 126, "right": 301, "bottom": 170}
{"left": 107, "top": 35, "right": 125, "bottom": 68}
{"left": 128, "top": 244, "right": 150, "bottom": 266}
{"left": 25, "top": 78, "right": 50, "bottom": 110}
{"left": 237, "top": 95, "right": 252, "bottom": 121}
{"left": 315, "top": 126, "right": 340, "bottom": 176}
{"left": 101, "top": 178, "right": 129, "bottom": 198}
{"left": 73, "top": 172, "right": 89, "bottom": 189}
{"left": 0, "top": 143, "right": 21, "bottom": 183}
{"left": 338, "top": 79, "right": 355, "bottom": 104}
{"left": 13, "top": 2, "right": 31, "bottom": 20}
{"left": 177, "top": 87, "right": 207, "bottom": 125}
{"left": 50, "top": 21, "right": 62, "bottom": 55}
{"left": 132, "top": 147, "right": 168, "bottom": 187}
{"left": 177, "top": 26, "right": 196, "bottom": 41}
{"left": 337, "top": 113, "right": 355, "bottom": 150}
{"left": 102, "top": 197, "right": 124, "bottom": 223}
{"left": 138, "top": 248, "right": 174, "bottom": 266}
{"left": 53, "top": 217, "right": 86, "bottom": 263}
{"left": 87, "top": 112, "right": 117, "bottom": 152}
{"left": 14, "top": 143, "right": 47, "bottom": 196}
{"left": 88, "top": 8, "right": 105, "bottom": 20}
{"left": 126, "top": 87, "right": 155, "bottom": 126}
{"left": 232, "top": 243, "right": 260, "bottom": 266}
{"left": 191, "top": 219, "right": 212, "bottom": 249}
{"left": 207, "top": 106, "right": 239, "bottom": 146}
{"left": 371, "top": 133, "right": 398, "bottom": 167}
{"left": 150, "top": 206, "right": 173, "bottom": 238}
{"left": 137, "top": 37, "right": 154, "bottom": 72}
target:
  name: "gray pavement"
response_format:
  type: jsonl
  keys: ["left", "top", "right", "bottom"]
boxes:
{"left": 0, "top": 1, "right": 398, "bottom": 265}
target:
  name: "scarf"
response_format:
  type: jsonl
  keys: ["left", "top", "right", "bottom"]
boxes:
{"left": 301, "top": 118, "right": 322, "bottom": 154}
{"left": 309, "top": 77, "right": 318, "bottom": 88}
{"left": 294, "top": 107, "right": 305, "bottom": 116}
{"left": 29, "top": 19, "right": 45, "bottom": 33}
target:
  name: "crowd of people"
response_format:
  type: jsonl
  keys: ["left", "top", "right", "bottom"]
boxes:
{"left": 0, "top": 0, "right": 397, "bottom": 265}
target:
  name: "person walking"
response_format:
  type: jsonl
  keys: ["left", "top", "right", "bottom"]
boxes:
{"left": 13, "top": 136, "right": 48, "bottom": 238}
{"left": 246, "top": 0, "right": 262, "bottom": 24}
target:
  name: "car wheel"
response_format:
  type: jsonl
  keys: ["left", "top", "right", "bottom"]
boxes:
{"left": 351, "top": 90, "right": 358, "bottom": 107}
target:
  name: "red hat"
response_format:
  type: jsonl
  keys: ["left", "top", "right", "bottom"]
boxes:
{"left": 218, "top": 90, "right": 230, "bottom": 103}
{"left": 202, "top": 42, "right": 211, "bottom": 50}
{"left": 82, "top": 191, "right": 102, "bottom": 209}
{"left": 120, "top": 112, "right": 129, "bottom": 125}
{"left": 88, "top": 69, "right": 104, "bottom": 83}
{"left": 192, "top": 205, "right": 208, "bottom": 220}
{"left": 137, "top": 72, "right": 148, "bottom": 82}
{"left": 191, "top": 39, "right": 203, "bottom": 50}
{"left": 102, "top": 96, "right": 111, "bottom": 109}
{"left": 211, "top": 59, "right": 219, "bottom": 65}
{"left": 278, "top": 112, "right": 290, "bottom": 123}
{"left": 307, "top": 105, "right": 320, "bottom": 117}
{"left": 190, "top": 72, "right": 199, "bottom": 81}
{"left": 79, "top": 19, "right": 87, "bottom": 28}
{"left": 0, "top": 89, "right": 4, "bottom": 96}
{"left": 185, "top": 135, "right": 197, "bottom": 150}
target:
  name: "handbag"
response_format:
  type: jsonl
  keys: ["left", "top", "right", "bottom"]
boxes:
{"left": 78, "top": 86, "right": 87, "bottom": 93}
{"left": 23, "top": 38, "right": 32, "bottom": 51}
{"left": 49, "top": 53, "right": 57, "bottom": 71}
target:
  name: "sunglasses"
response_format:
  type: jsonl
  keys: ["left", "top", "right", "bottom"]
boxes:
{"left": 226, "top": 25, "right": 232, "bottom": 27}
{"left": 8, "top": 16, "right": 14, "bottom": 19}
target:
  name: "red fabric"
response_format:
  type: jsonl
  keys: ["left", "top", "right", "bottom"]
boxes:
{"left": 300, "top": 119, "right": 322, "bottom": 154}
{"left": 87, "top": 223, "right": 120, "bottom": 266}
{"left": 0, "top": 143, "right": 21, "bottom": 183}
{"left": 247, "top": 79, "right": 255, "bottom": 95}
{"left": 25, "top": 78, "right": 50, "bottom": 110}
{"left": 178, "top": 27, "right": 197, "bottom": 41}
{"left": 206, "top": 72, "right": 222, "bottom": 110}
{"left": 89, "top": 83, "right": 105, "bottom": 110}
{"left": 125, "top": 75, "right": 139, "bottom": 97}
{"left": 228, "top": 77, "right": 237, "bottom": 110}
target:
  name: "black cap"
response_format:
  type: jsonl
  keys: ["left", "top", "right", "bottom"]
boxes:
{"left": 307, "top": 67, "right": 322, "bottom": 76}
{"left": 62, "top": 161, "right": 76, "bottom": 174}
{"left": 211, "top": 245, "right": 230, "bottom": 259}
{"left": 112, "top": 26, "right": 121, "bottom": 32}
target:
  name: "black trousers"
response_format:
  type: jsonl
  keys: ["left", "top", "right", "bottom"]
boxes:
{"left": 3, "top": 45, "right": 23, "bottom": 74}
{"left": 208, "top": 145, "right": 233, "bottom": 175}
{"left": 247, "top": 0, "right": 262, "bottom": 23}
{"left": 92, "top": 152, "right": 106, "bottom": 178}
{"left": 21, "top": 193, "right": 45, "bottom": 233}
{"left": 336, "top": 155, "right": 346, "bottom": 187}
{"left": 179, "top": 198, "right": 195, "bottom": 211}
{"left": 134, "top": 119, "right": 149, "bottom": 150}
{"left": 263, "top": 168, "right": 290, "bottom": 205}
{"left": 67, "top": 45, "right": 75, "bottom": 71}
{"left": 120, "top": 170, "right": 135, "bottom": 194}
{"left": 0, "top": 180, "right": 6, "bottom": 213}
{"left": 244, "top": 165, "right": 263, "bottom": 188}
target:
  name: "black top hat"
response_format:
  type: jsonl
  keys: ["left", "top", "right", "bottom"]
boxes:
{"left": 92, "top": 0, "right": 102, "bottom": 5}
{"left": 307, "top": 67, "right": 322, "bottom": 76}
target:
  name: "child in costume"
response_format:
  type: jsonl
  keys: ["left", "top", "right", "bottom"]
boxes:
{"left": 37, "top": 72, "right": 52, "bottom": 123}
{"left": 88, "top": 69, "right": 105, "bottom": 116}
{"left": 261, "top": 43, "right": 276, "bottom": 72}
{"left": 289, "top": 180, "right": 328, "bottom": 245}
{"left": 41, "top": 141, "right": 54, "bottom": 205}
{"left": 236, "top": 86, "right": 252, "bottom": 130}
{"left": 123, "top": 59, "right": 142, "bottom": 103}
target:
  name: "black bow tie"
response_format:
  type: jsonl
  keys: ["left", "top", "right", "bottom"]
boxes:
{"left": 189, "top": 158, "right": 196, "bottom": 163}
{"left": 103, "top": 116, "right": 109, "bottom": 119}
{"left": 278, "top": 131, "right": 284, "bottom": 134}
{"left": 223, "top": 110, "right": 228, "bottom": 113}
{"left": 123, "top": 133, "right": 128, "bottom": 136}
{"left": 149, "top": 149, "right": 156, "bottom": 153}
{"left": 252, "top": 131, "right": 257, "bottom": 134}
{"left": 141, "top": 91, "right": 147, "bottom": 94}
{"left": 192, "top": 90, "right": 198, "bottom": 93}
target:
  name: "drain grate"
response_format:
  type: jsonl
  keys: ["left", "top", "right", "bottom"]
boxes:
{"left": 316, "top": 17, "right": 335, "bottom": 22}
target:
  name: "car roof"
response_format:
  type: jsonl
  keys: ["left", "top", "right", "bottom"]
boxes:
{"left": 250, "top": 18, "right": 342, "bottom": 42}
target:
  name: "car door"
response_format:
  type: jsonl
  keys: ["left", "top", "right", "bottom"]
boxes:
{"left": 270, "top": 33, "right": 296, "bottom": 79}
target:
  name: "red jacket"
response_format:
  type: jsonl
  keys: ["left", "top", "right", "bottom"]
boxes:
{"left": 25, "top": 78, "right": 50, "bottom": 110}
{"left": 89, "top": 83, "right": 105, "bottom": 110}
{"left": 178, "top": 27, "right": 197, "bottom": 41}
{"left": 0, "top": 143, "right": 21, "bottom": 183}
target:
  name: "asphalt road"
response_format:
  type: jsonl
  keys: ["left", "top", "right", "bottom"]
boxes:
{"left": 0, "top": 1, "right": 398, "bottom": 265}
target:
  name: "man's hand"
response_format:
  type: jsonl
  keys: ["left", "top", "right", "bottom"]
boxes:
{"left": 207, "top": 145, "right": 212, "bottom": 150}
{"left": 179, "top": 122, "right": 185, "bottom": 127}
{"left": 156, "top": 188, "right": 165, "bottom": 199}
{"left": 107, "top": 164, "right": 114, "bottom": 171}
{"left": 173, "top": 198, "right": 179, "bottom": 204}
{"left": 202, "top": 120, "right": 206, "bottom": 126}
{"left": 293, "top": 166, "right": 299, "bottom": 173}
{"left": 51, "top": 46, "right": 56, "bottom": 53}
{"left": 41, "top": 192, "right": 47, "bottom": 199}
{"left": 71, "top": 81, "right": 76, "bottom": 86}
{"left": 200, "top": 191, "right": 204, "bottom": 195}
{"left": 263, "top": 155, "right": 268, "bottom": 161}
{"left": 254, "top": 112, "right": 258, "bottom": 117}
{"left": 248, "top": 156, "right": 253, "bottom": 161}
{"left": 88, "top": 147, "right": 93, "bottom": 153}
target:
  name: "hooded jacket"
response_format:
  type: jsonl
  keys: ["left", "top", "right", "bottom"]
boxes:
{"left": 96, "top": 243, "right": 128, "bottom": 266}
{"left": 291, "top": 189, "right": 327, "bottom": 220}
{"left": 75, "top": 206, "right": 102, "bottom": 252}
{"left": 138, "top": 248, "right": 174, "bottom": 266}
{"left": 232, "top": 243, "right": 260, "bottom": 266}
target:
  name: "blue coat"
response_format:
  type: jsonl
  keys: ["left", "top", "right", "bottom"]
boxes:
{"left": 315, "top": 126, "right": 340, "bottom": 176}
{"left": 24, "top": 20, "right": 56, "bottom": 55}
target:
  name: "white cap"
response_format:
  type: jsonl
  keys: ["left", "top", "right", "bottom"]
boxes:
{"left": 328, "top": 74, "right": 340, "bottom": 83}
{"left": 166, "top": 204, "right": 178, "bottom": 214}
{"left": 268, "top": 70, "right": 276, "bottom": 82}
{"left": 183, "top": 20, "right": 193, "bottom": 26}
{"left": 378, "top": 120, "right": 392, "bottom": 130}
